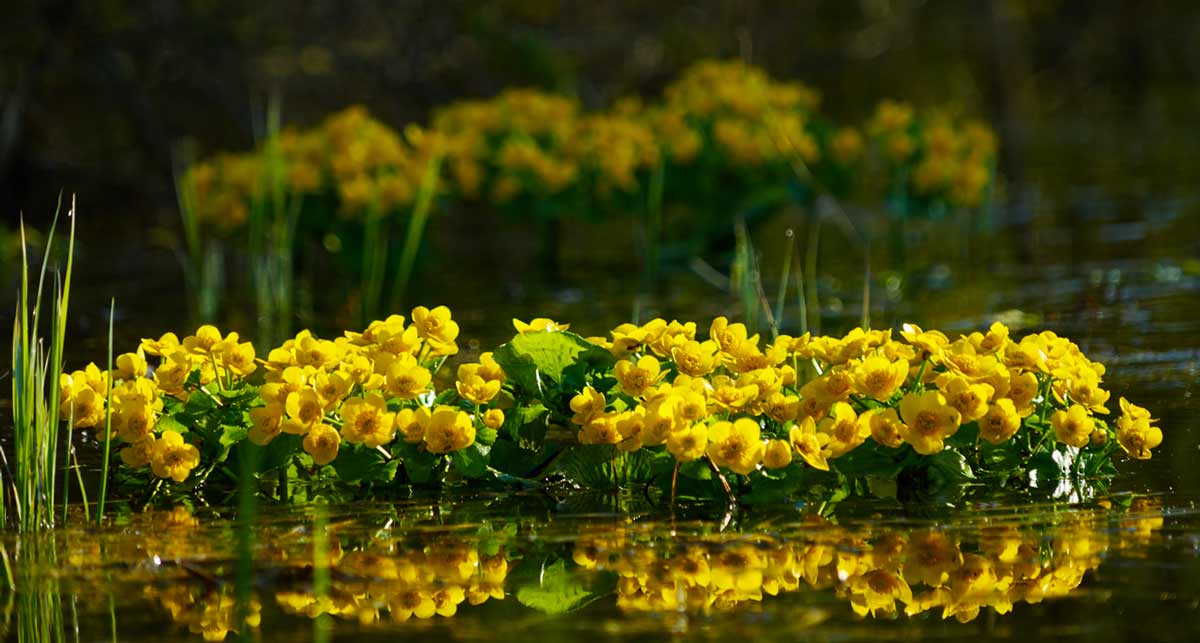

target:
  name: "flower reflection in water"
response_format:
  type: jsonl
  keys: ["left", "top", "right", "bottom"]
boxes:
{"left": 47, "top": 497, "right": 1170, "bottom": 640}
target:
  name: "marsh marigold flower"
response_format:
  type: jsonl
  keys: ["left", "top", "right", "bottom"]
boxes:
{"left": 151, "top": 430, "right": 200, "bottom": 482}
{"left": 615, "top": 355, "right": 665, "bottom": 398}
{"left": 979, "top": 399, "right": 1022, "bottom": 445}
{"left": 303, "top": 423, "right": 341, "bottom": 465}
{"left": 706, "top": 418, "right": 764, "bottom": 475}
{"left": 789, "top": 416, "right": 830, "bottom": 471}
{"left": 898, "top": 390, "right": 962, "bottom": 455}
{"left": 1051, "top": 404, "right": 1093, "bottom": 448}
{"left": 424, "top": 406, "right": 475, "bottom": 454}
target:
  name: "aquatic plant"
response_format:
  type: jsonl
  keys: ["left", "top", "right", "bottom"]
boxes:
{"left": 55, "top": 306, "right": 1158, "bottom": 507}
{"left": 7, "top": 198, "right": 75, "bottom": 532}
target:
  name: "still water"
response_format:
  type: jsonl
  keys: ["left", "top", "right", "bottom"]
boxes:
{"left": 3, "top": 490, "right": 1199, "bottom": 641}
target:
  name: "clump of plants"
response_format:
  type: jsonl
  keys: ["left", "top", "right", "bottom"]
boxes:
{"left": 58, "top": 307, "right": 1161, "bottom": 506}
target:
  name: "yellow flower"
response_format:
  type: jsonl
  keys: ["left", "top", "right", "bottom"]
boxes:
{"left": 456, "top": 373, "right": 501, "bottom": 405}
{"left": 512, "top": 317, "right": 569, "bottom": 333}
{"left": 614, "top": 355, "right": 665, "bottom": 398}
{"left": 303, "top": 423, "right": 341, "bottom": 465}
{"left": 386, "top": 355, "right": 432, "bottom": 400}
{"left": 1117, "top": 415, "right": 1162, "bottom": 460}
{"left": 864, "top": 408, "right": 904, "bottom": 449}
{"left": 119, "top": 436, "right": 156, "bottom": 468}
{"left": 151, "top": 430, "right": 200, "bottom": 482}
{"left": 340, "top": 394, "right": 396, "bottom": 448}
{"left": 411, "top": 305, "right": 460, "bottom": 355}
{"left": 282, "top": 389, "right": 325, "bottom": 435}
{"left": 1061, "top": 369, "right": 1110, "bottom": 414}
{"left": 1051, "top": 404, "right": 1094, "bottom": 448}
{"left": 112, "top": 399, "right": 156, "bottom": 443}
{"left": 898, "top": 390, "right": 962, "bottom": 455}
{"left": 313, "top": 370, "right": 353, "bottom": 409}
{"left": 114, "top": 351, "right": 148, "bottom": 381}
{"left": 424, "top": 406, "right": 475, "bottom": 454}
{"left": 477, "top": 352, "right": 506, "bottom": 382}
{"left": 395, "top": 407, "right": 431, "bottom": 444}
{"left": 215, "top": 337, "right": 257, "bottom": 378}
{"left": 647, "top": 320, "right": 697, "bottom": 358}
{"left": 63, "top": 386, "right": 105, "bottom": 429}
{"left": 569, "top": 386, "right": 606, "bottom": 425}
{"left": 935, "top": 374, "right": 994, "bottom": 423}
{"left": 979, "top": 399, "right": 1022, "bottom": 445}
{"left": 762, "top": 392, "right": 800, "bottom": 424}
{"left": 819, "top": 402, "right": 868, "bottom": 458}
{"left": 1005, "top": 369, "right": 1039, "bottom": 416}
{"left": 709, "top": 316, "right": 757, "bottom": 357}
{"left": 763, "top": 439, "right": 793, "bottom": 469}
{"left": 671, "top": 339, "right": 719, "bottom": 377}
{"left": 789, "top": 417, "right": 830, "bottom": 471}
{"left": 140, "top": 332, "right": 181, "bottom": 357}
{"left": 709, "top": 375, "right": 759, "bottom": 413}
{"left": 900, "top": 323, "right": 949, "bottom": 356}
{"left": 850, "top": 355, "right": 909, "bottom": 401}
{"left": 183, "top": 325, "right": 224, "bottom": 356}
{"left": 579, "top": 413, "right": 622, "bottom": 445}
{"left": 667, "top": 423, "right": 708, "bottom": 462}
{"left": 248, "top": 403, "right": 285, "bottom": 445}
{"left": 613, "top": 409, "right": 646, "bottom": 452}
{"left": 483, "top": 409, "right": 505, "bottom": 430}
{"left": 706, "top": 418, "right": 764, "bottom": 475}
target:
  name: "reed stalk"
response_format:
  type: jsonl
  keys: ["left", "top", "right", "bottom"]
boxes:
{"left": 9, "top": 196, "right": 75, "bottom": 532}
{"left": 389, "top": 149, "right": 444, "bottom": 314}
{"left": 95, "top": 299, "right": 115, "bottom": 526}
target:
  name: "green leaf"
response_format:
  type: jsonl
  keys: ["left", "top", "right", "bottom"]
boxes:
{"left": 332, "top": 443, "right": 400, "bottom": 483}
{"left": 476, "top": 425, "right": 498, "bottom": 446}
{"left": 219, "top": 423, "right": 249, "bottom": 448}
{"left": 255, "top": 434, "right": 302, "bottom": 473}
{"left": 501, "top": 403, "right": 549, "bottom": 447}
{"left": 515, "top": 559, "right": 599, "bottom": 615}
{"left": 450, "top": 443, "right": 490, "bottom": 479}
{"left": 184, "top": 390, "right": 218, "bottom": 414}
{"left": 925, "top": 447, "right": 976, "bottom": 483}
{"left": 156, "top": 414, "right": 190, "bottom": 434}
{"left": 489, "top": 438, "right": 558, "bottom": 478}
{"left": 393, "top": 441, "right": 440, "bottom": 484}
{"left": 493, "top": 331, "right": 613, "bottom": 395}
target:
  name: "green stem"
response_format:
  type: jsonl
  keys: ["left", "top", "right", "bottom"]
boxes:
{"left": 96, "top": 298, "right": 115, "bottom": 526}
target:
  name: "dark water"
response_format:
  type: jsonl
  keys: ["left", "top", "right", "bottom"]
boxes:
{"left": 3, "top": 491, "right": 1199, "bottom": 642}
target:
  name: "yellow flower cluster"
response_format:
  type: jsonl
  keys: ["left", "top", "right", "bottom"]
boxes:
{"left": 571, "top": 317, "right": 1157, "bottom": 472}
{"left": 659, "top": 59, "right": 823, "bottom": 167}
{"left": 59, "top": 327, "right": 258, "bottom": 483}
{"left": 70, "top": 306, "right": 485, "bottom": 483}
{"left": 181, "top": 105, "right": 444, "bottom": 229}
{"left": 867, "top": 99, "right": 997, "bottom": 208}
{"left": 249, "top": 305, "right": 478, "bottom": 463}
{"left": 182, "top": 60, "right": 998, "bottom": 233}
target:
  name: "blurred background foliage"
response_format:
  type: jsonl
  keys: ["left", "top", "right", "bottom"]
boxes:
{"left": 3, "top": 0, "right": 1195, "bottom": 214}
{"left": 2, "top": 0, "right": 1198, "bottom": 347}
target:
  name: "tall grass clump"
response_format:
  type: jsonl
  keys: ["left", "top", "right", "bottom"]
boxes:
{"left": 8, "top": 196, "right": 75, "bottom": 532}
